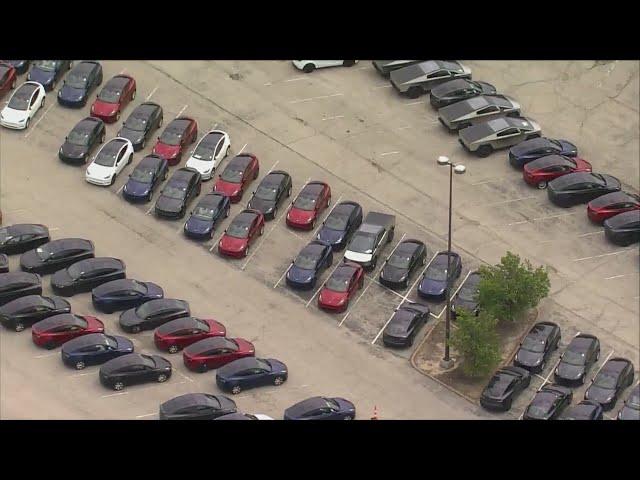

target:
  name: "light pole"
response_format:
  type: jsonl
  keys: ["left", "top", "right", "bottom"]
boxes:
{"left": 437, "top": 155, "right": 465, "bottom": 369}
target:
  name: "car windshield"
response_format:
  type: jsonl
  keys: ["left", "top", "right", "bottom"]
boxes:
{"left": 67, "top": 262, "right": 89, "bottom": 280}
{"left": 94, "top": 149, "right": 118, "bottom": 167}
{"left": 594, "top": 372, "right": 618, "bottom": 389}
{"left": 65, "top": 72, "right": 87, "bottom": 89}
{"left": 124, "top": 116, "right": 148, "bottom": 132}
{"left": 193, "top": 205, "right": 217, "bottom": 220}
{"left": 458, "top": 283, "right": 478, "bottom": 302}
{"left": 8, "top": 90, "right": 32, "bottom": 110}
{"left": 105, "top": 336, "right": 118, "bottom": 349}
{"left": 67, "top": 129, "right": 91, "bottom": 146}
{"left": 526, "top": 405, "right": 548, "bottom": 418}
{"left": 192, "top": 144, "right": 214, "bottom": 161}
{"left": 325, "top": 273, "right": 350, "bottom": 292}
{"left": 387, "top": 252, "right": 412, "bottom": 269}
{"left": 562, "top": 350, "right": 586, "bottom": 366}
{"left": 324, "top": 213, "right": 349, "bottom": 231}
{"left": 294, "top": 253, "right": 318, "bottom": 270}
{"left": 325, "top": 398, "right": 339, "bottom": 410}
{"left": 97, "top": 88, "right": 121, "bottom": 103}
{"left": 255, "top": 185, "right": 278, "bottom": 201}
{"left": 521, "top": 337, "right": 545, "bottom": 353}
{"left": 255, "top": 359, "right": 270, "bottom": 371}
{"left": 35, "top": 246, "right": 53, "bottom": 260}
{"left": 162, "top": 186, "right": 186, "bottom": 200}
{"left": 226, "top": 222, "right": 251, "bottom": 239}
{"left": 130, "top": 168, "right": 154, "bottom": 183}
{"left": 221, "top": 168, "right": 243, "bottom": 183}
{"left": 293, "top": 195, "right": 317, "bottom": 211}
{"left": 427, "top": 265, "right": 448, "bottom": 282}
{"left": 159, "top": 130, "right": 182, "bottom": 146}
{"left": 349, "top": 232, "right": 376, "bottom": 254}
{"left": 34, "top": 60, "right": 58, "bottom": 72}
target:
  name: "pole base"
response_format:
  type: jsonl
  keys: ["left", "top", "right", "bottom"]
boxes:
{"left": 439, "top": 358, "right": 455, "bottom": 370}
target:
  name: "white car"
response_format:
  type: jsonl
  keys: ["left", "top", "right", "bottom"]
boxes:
{"left": 0, "top": 81, "right": 46, "bottom": 130}
{"left": 185, "top": 129, "right": 231, "bottom": 180}
{"left": 85, "top": 137, "right": 134, "bottom": 186}
{"left": 293, "top": 60, "right": 358, "bottom": 73}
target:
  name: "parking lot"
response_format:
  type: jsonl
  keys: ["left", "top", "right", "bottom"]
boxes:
{"left": 1, "top": 60, "right": 638, "bottom": 419}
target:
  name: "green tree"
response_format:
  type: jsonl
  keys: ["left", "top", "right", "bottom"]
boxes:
{"left": 450, "top": 310, "right": 501, "bottom": 378}
{"left": 477, "top": 251, "right": 550, "bottom": 322}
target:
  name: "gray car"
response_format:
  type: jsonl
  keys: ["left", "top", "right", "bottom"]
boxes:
{"left": 438, "top": 95, "right": 521, "bottom": 131}
{"left": 372, "top": 60, "right": 425, "bottom": 77}
{"left": 390, "top": 60, "right": 472, "bottom": 98}
{"left": 458, "top": 116, "right": 542, "bottom": 157}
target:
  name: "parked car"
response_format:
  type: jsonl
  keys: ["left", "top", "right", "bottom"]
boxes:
{"left": 154, "top": 316, "right": 226, "bottom": 353}
{"left": 0, "top": 61, "right": 17, "bottom": 100}
{"left": 61, "top": 333, "right": 134, "bottom": 370}
{"left": 247, "top": 170, "right": 293, "bottom": 220}
{"left": 317, "top": 262, "right": 364, "bottom": 312}
{"left": 480, "top": 366, "right": 531, "bottom": 411}
{"left": 32, "top": 313, "right": 104, "bottom": 349}
{"left": 0, "top": 224, "right": 50, "bottom": 255}
{"left": 20, "top": 238, "right": 95, "bottom": 275}
{"left": 183, "top": 193, "right": 230, "bottom": 240}
{"left": 218, "top": 209, "right": 265, "bottom": 258}
{"left": 554, "top": 333, "right": 600, "bottom": 386}
{"left": 117, "top": 102, "right": 164, "bottom": 151}
{"left": 523, "top": 155, "right": 592, "bottom": 189}
{"left": 100, "top": 353, "right": 172, "bottom": 391}
{"left": 216, "top": 357, "right": 288, "bottom": 394}
{"left": 558, "top": 400, "right": 604, "bottom": 420}
{"left": 0, "top": 254, "right": 8, "bottom": 273}
{"left": 458, "top": 116, "right": 542, "bottom": 157}
{"left": 587, "top": 191, "right": 640, "bottom": 223}
{"left": 154, "top": 167, "right": 202, "bottom": 219}
{"left": 0, "top": 272, "right": 42, "bottom": 306}
{"left": 5, "top": 60, "right": 30, "bottom": 75}
{"left": 390, "top": 60, "right": 471, "bottom": 98}
{"left": 152, "top": 116, "right": 198, "bottom": 165}
{"left": 215, "top": 413, "right": 273, "bottom": 420}
{"left": 122, "top": 154, "right": 168, "bottom": 202}
{"left": 509, "top": 137, "right": 578, "bottom": 168}
{"left": 0, "top": 295, "right": 70, "bottom": 332}
{"left": 159, "top": 393, "right": 237, "bottom": 420}
{"left": 522, "top": 384, "right": 573, "bottom": 420}
{"left": 92, "top": 278, "right": 163, "bottom": 313}
{"left": 585, "top": 357, "right": 635, "bottom": 411}
{"left": 90, "top": 74, "right": 136, "bottom": 123}
{"left": 344, "top": 212, "right": 396, "bottom": 270}
{"left": 27, "top": 60, "right": 72, "bottom": 91}
{"left": 316, "top": 201, "right": 363, "bottom": 251}
{"left": 382, "top": 301, "right": 430, "bottom": 348}
{"left": 286, "top": 181, "right": 331, "bottom": 230}
{"left": 213, "top": 153, "right": 259, "bottom": 203}
{"left": 183, "top": 336, "right": 255, "bottom": 373}
{"left": 293, "top": 60, "right": 357, "bottom": 73}
{"left": 119, "top": 298, "right": 190, "bottom": 333}
{"left": 372, "top": 60, "right": 425, "bottom": 77}
{"left": 617, "top": 385, "right": 640, "bottom": 420}
{"left": 429, "top": 78, "right": 496, "bottom": 109}
{"left": 451, "top": 271, "right": 482, "bottom": 319}
{"left": 547, "top": 172, "right": 621, "bottom": 208}
{"left": 417, "top": 251, "right": 462, "bottom": 300}
{"left": 0, "top": 81, "right": 46, "bottom": 130}
{"left": 379, "top": 239, "right": 427, "bottom": 289}
{"left": 286, "top": 240, "right": 333, "bottom": 290}
{"left": 604, "top": 210, "right": 640, "bottom": 246}
{"left": 85, "top": 137, "right": 134, "bottom": 186}
{"left": 51, "top": 257, "right": 126, "bottom": 296}
{"left": 514, "top": 321, "right": 562, "bottom": 373}
{"left": 284, "top": 396, "right": 356, "bottom": 420}
{"left": 185, "top": 130, "right": 231, "bottom": 180}
{"left": 57, "top": 61, "right": 102, "bottom": 108}
{"left": 59, "top": 117, "right": 106, "bottom": 165}
{"left": 438, "top": 95, "right": 520, "bottom": 131}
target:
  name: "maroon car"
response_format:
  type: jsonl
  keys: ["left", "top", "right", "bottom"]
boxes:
{"left": 587, "top": 191, "right": 640, "bottom": 224}
{"left": 31, "top": 314, "right": 104, "bottom": 349}
{"left": 218, "top": 209, "right": 265, "bottom": 258}
{"left": 523, "top": 155, "right": 592, "bottom": 189}
{"left": 90, "top": 74, "right": 136, "bottom": 123}
{"left": 152, "top": 117, "right": 198, "bottom": 166}
{"left": 183, "top": 337, "right": 255, "bottom": 373}
{"left": 154, "top": 316, "right": 226, "bottom": 353}
{"left": 213, "top": 153, "right": 260, "bottom": 203}
{"left": 286, "top": 181, "right": 332, "bottom": 230}
{"left": 0, "top": 61, "right": 17, "bottom": 100}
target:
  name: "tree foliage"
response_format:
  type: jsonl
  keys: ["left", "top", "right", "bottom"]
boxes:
{"left": 450, "top": 310, "right": 501, "bottom": 378}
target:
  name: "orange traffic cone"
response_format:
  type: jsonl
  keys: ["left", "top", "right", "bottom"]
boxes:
{"left": 371, "top": 405, "right": 379, "bottom": 420}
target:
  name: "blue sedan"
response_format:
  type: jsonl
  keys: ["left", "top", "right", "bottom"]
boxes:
{"left": 286, "top": 240, "right": 333, "bottom": 290}
{"left": 61, "top": 333, "right": 134, "bottom": 370}
{"left": 57, "top": 61, "right": 103, "bottom": 108}
{"left": 216, "top": 357, "right": 288, "bottom": 394}
{"left": 417, "top": 251, "right": 462, "bottom": 300}
{"left": 284, "top": 396, "right": 356, "bottom": 420}
{"left": 184, "top": 193, "right": 231, "bottom": 240}
{"left": 122, "top": 154, "right": 169, "bottom": 203}
{"left": 27, "top": 60, "right": 72, "bottom": 91}
{"left": 91, "top": 278, "right": 164, "bottom": 313}
{"left": 316, "top": 201, "right": 363, "bottom": 251}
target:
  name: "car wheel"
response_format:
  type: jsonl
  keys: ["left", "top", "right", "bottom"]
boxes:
{"left": 327, "top": 196, "right": 331, "bottom": 207}
{"left": 75, "top": 361, "right": 85, "bottom": 370}
{"left": 231, "top": 385, "right": 242, "bottom": 395}
{"left": 199, "top": 364, "right": 208, "bottom": 373}
{"left": 14, "top": 322, "right": 25, "bottom": 332}
{"left": 157, "top": 374, "right": 168, "bottom": 383}
{"left": 100, "top": 132, "right": 106, "bottom": 143}
{"left": 537, "top": 181, "right": 548, "bottom": 189}
{"left": 158, "top": 116, "right": 163, "bottom": 128}
{"left": 25, "top": 117, "right": 30, "bottom": 129}
{"left": 310, "top": 219, "right": 316, "bottom": 229}
{"left": 260, "top": 225, "right": 264, "bottom": 236}
{"left": 244, "top": 245, "right": 250, "bottom": 257}
{"left": 46, "top": 342, "right": 56, "bottom": 350}
{"left": 274, "top": 376, "right": 285, "bottom": 386}
{"left": 146, "top": 192, "right": 153, "bottom": 202}
{"left": 11, "top": 78, "right": 16, "bottom": 89}
{"left": 272, "top": 206, "right": 278, "bottom": 218}
{"left": 343, "top": 415, "right": 353, "bottom": 420}
{"left": 131, "top": 90, "right": 136, "bottom": 101}
{"left": 113, "top": 382, "right": 125, "bottom": 391}
{"left": 422, "top": 256, "right": 427, "bottom": 266}
{"left": 225, "top": 146, "right": 230, "bottom": 157}
{"left": 388, "top": 228, "right": 395, "bottom": 242}
{"left": 41, "top": 97, "right": 45, "bottom": 109}
{"left": 127, "top": 153, "right": 133, "bottom": 165}
{"left": 287, "top": 186, "right": 292, "bottom": 197}
{"left": 504, "top": 398, "right": 513, "bottom": 411}
{"left": 110, "top": 174, "right": 116, "bottom": 186}
{"left": 596, "top": 350, "right": 600, "bottom": 361}
{"left": 141, "top": 138, "right": 146, "bottom": 150}
{"left": 131, "top": 326, "right": 141, "bottom": 333}
{"left": 115, "top": 111, "right": 120, "bottom": 121}
{"left": 225, "top": 207, "right": 230, "bottom": 218}
{"left": 168, "top": 345, "right": 179, "bottom": 354}
{"left": 475, "top": 145, "right": 493, "bottom": 158}
{"left": 302, "top": 63, "right": 315, "bottom": 73}
{"left": 343, "top": 60, "right": 356, "bottom": 67}
{"left": 406, "top": 86, "right": 422, "bottom": 99}
{"left": 539, "top": 360, "right": 546, "bottom": 372}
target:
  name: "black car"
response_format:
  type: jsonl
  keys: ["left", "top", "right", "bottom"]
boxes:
{"left": 417, "top": 251, "right": 462, "bottom": 300}
{"left": 117, "top": 102, "right": 164, "bottom": 151}
{"left": 51, "top": 257, "right": 126, "bottom": 297}
{"left": 61, "top": 333, "right": 134, "bottom": 370}
{"left": 0, "top": 294, "right": 70, "bottom": 332}
{"left": 99, "top": 353, "right": 172, "bottom": 391}
{"left": 0, "top": 254, "right": 8, "bottom": 273}
{"left": 286, "top": 240, "right": 334, "bottom": 290}
{"left": 523, "top": 384, "right": 573, "bottom": 420}
{"left": 184, "top": 193, "right": 231, "bottom": 240}
{"left": 429, "top": 78, "right": 497, "bottom": 109}
{"left": 558, "top": 400, "right": 604, "bottom": 420}
{"left": 59, "top": 117, "right": 106, "bottom": 165}
{"left": 372, "top": 60, "right": 425, "bottom": 77}
{"left": 216, "top": 357, "right": 289, "bottom": 394}
{"left": 585, "top": 357, "right": 635, "bottom": 411}
{"left": 27, "top": 60, "right": 72, "bottom": 91}
{"left": 604, "top": 210, "right": 640, "bottom": 246}
{"left": 0, "top": 272, "right": 42, "bottom": 306}
{"left": 6, "top": 60, "right": 30, "bottom": 75}
{"left": 554, "top": 333, "right": 600, "bottom": 386}
{"left": 284, "top": 396, "right": 356, "bottom": 420}
{"left": 617, "top": 385, "right": 640, "bottom": 420}
{"left": 159, "top": 393, "right": 237, "bottom": 420}
{"left": 119, "top": 298, "right": 190, "bottom": 333}
{"left": 480, "top": 366, "right": 531, "bottom": 411}
{"left": 247, "top": 170, "right": 293, "bottom": 220}
{"left": 155, "top": 167, "right": 202, "bottom": 219}
{"left": 382, "top": 301, "right": 430, "bottom": 348}
{"left": 514, "top": 321, "right": 561, "bottom": 373}
{"left": 379, "top": 239, "right": 427, "bottom": 290}
{"left": 316, "top": 201, "right": 363, "bottom": 251}
{"left": 122, "top": 154, "right": 168, "bottom": 203}
{"left": 19, "top": 238, "right": 95, "bottom": 275}
{"left": 547, "top": 172, "right": 621, "bottom": 208}
{"left": 57, "top": 61, "right": 103, "bottom": 108}
{"left": 0, "top": 224, "right": 50, "bottom": 255}
{"left": 215, "top": 413, "right": 266, "bottom": 420}
{"left": 508, "top": 137, "right": 578, "bottom": 168}
{"left": 92, "top": 278, "right": 164, "bottom": 313}
{"left": 451, "top": 271, "right": 482, "bottom": 319}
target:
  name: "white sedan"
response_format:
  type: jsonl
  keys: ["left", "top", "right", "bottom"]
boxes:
{"left": 292, "top": 60, "right": 358, "bottom": 73}
{"left": 85, "top": 137, "right": 134, "bottom": 186}
{"left": 0, "top": 81, "right": 46, "bottom": 130}
{"left": 185, "top": 129, "right": 231, "bottom": 180}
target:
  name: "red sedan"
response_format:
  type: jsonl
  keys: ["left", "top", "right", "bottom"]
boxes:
{"left": 214, "top": 153, "right": 259, "bottom": 203}
{"left": 183, "top": 337, "right": 255, "bottom": 373}
{"left": 152, "top": 117, "right": 198, "bottom": 166}
{"left": 523, "top": 154, "right": 592, "bottom": 189}
{"left": 90, "top": 74, "right": 136, "bottom": 123}
{"left": 0, "top": 62, "right": 17, "bottom": 100}
{"left": 286, "top": 181, "right": 331, "bottom": 230}
{"left": 32, "top": 314, "right": 104, "bottom": 349}
{"left": 318, "top": 262, "right": 364, "bottom": 312}
{"left": 587, "top": 191, "right": 640, "bottom": 224}
{"left": 218, "top": 209, "right": 265, "bottom": 258}
{"left": 154, "top": 316, "right": 226, "bottom": 353}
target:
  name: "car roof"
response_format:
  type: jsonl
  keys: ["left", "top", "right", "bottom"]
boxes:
{"left": 330, "top": 263, "right": 359, "bottom": 281}
{"left": 197, "top": 193, "right": 226, "bottom": 208}
{"left": 393, "top": 240, "right": 423, "bottom": 256}
{"left": 185, "top": 337, "right": 237, "bottom": 354}
{"left": 433, "top": 251, "right": 459, "bottom": 264}
{"left": 137, "top": 298, "right": 187, "bottom": 313}
{"left": 3, "top": 223, "right": 48, "bottom": 236}
{"left": 101, "top": 353, "right": 149, "bottom": 372}
{"left": 101, "top": 138, "right": 128, "bottom": 155}
{"left": 551, "top": 172, "right": 599, "bottom": 188}
{"left": 104, "top": 75, "right": 131, "bottom": 91}
{"left": 527, "top": 155, "right": 575, "bottom": 170}
{"left": 161, "top": 393, "right": 221, "bottom": 412}
{"left": 527, "top": 321, "right": 558, "bottom": 338}
{"left": 299, "top": 242, "right": 328, "bottom": 258}
{"left": 232, "top": 210, "right": 259, "bottom": 227}
{"left": 226, "top": 155, "right": 253, "bottom": 171}
{"left": 601, "top": 358, "right": 633, "bottom": 374}
{"left": 156, "top": 316, "right": 204, "bottom": 335}
{"left": 590, "top": 191, "right": 638, "bottom": 208}
{"left": 94, "top": 278, "right": 145, "bottom": 294}
{"left": 36, "top": 313, "right": 85, "bottom": 330}
{"left": 262, "top": 171, "right": 289, "bottom": 186}
{"left": 138, "top": 154, "right": 165, "bottom": 169}
{"left": 199, "top": 131, "right": 224, "bottom": 147}
{"left": 291, "top": 396, "right": 331, "bottom": 413}
{"left": 301, "top": 182, "right": 326, "bottom": 196}
{"left": 217, "top": 357, "right": 262, "bottom": 376}
{"left": 0, "top": 272, "right": 39, "bottom": 287}
{"left": 41, "top": 238, "right": 93, "bottom": 252}
{"left": 63, "top": 332, "right": 111, "bottom": 350}
{"left": 0, "top": 294, "right": 49, "bottom": 313}
{"left": 170, "top": 168, "right": 198, "bottom": 183}
{"left": 73, "top": 61, "right": 99, "bottom": 75}
{"left": 566, "top": 335, "right": 597, "bottom": 352}
{"left": 69, "top": 257, "right": 124, "bottom": 272}
{"left": 16, "top": 82, "right": 40, "bottom": 97}
{"left": 167, "top": 117, "right": 193, "bottom": 132}
{"left": 517, "top": 137, "right": 556, "bottom": 151}
{"left": 606, "top": 210, "right": 640, "bottom": 227}
{"left": 130, "top": 102, "right": 160, "bottom": 117}
{"left": 73, "top": 117, "right": 102, "bottom": 134}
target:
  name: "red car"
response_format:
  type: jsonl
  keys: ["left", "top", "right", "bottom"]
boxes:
{"left": 286, "top": 181, "right": 331, "bottom": 230}
{"left": 31, "top": 314, "right": 104, "bottom": 349}
{"left": 154, "top": 316, "right": 226, "bottom": 353}
{"left": 214, "top": 153, "right": 259, "bottom": 203}
{"left": 90, "top": 74, "right": 136, "bottom": 123}
{"left": 318, "top": 262, "right": 364, "bottom": 312}
{"left": 183, "top": 337, "right": 255, "bottom": 373}
{"left": 523, "top": 154, "right": 592, "bottom": 189}
{"left": 152, "top": 117, "right": 198, "bottom": 166}
{"left": 218, "top": 209, "right": 265, "bottom": 258}
{"left": 0, "top": 62, "right": 17, "bottom": 100}
{"left": 587, "top": 191, "right": 640, "bottom": 224}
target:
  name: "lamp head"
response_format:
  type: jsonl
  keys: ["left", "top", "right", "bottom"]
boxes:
{"left": 437, "top": 156, "right": 450, "bottom": 166}
{"left": 454, "top": 164, "right": 466, "bottom": 174}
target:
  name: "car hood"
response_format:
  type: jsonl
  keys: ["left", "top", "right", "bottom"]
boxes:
{"left": 185, "top": 216, "right": 213, "bottom": 234}
{"left": 247, "top": 196, "right": 275, "bottom": 215}
{"left": 555, "top": 362, "right": 585, "bottom": 380}
{"left": 59, "top": 84, "right": 85, "bottom": 101}
{"left": 287, "top": 207, "right": 315, "bottom": 225}
{"left": 477, "top": 81, "right": 497, "bottom": 94}
{"left": 61, "top": 142, "right": 89, "bottom": 159}
{"left": 119, "top": 309, "right": 142, "bottom": 327}
{"left": 51, "top": 269, "right": 74, "bottom": 287}
{"left": 514, "top": 348, "right": 543, "bottom": 367}
{"left": 156, "top": 196, "right": 183, "bottom": 213}
{"left": 29, "top": 68, "right": 55, "bottom": 85}
{"left": 558, "top": 139, "right": 577, "bottom": 154}
{"left": 92, "top": 100, "right": 119, "bottom": 116}
{"left": 1, "top": 106, "right": 28, "bottom": 123}
{"left": 287, "top": 265, "right": 316, "bottom": 284}
{"left": 266, "top": 358, "right": 288, "bottom": 375}
{"left": 86, "top": 163, "right": 114, "bottom": 180}
{"left": 334, "top": 397, "right": 356, "bottom": 413}
{"left": 123, "top": 178, "right": 151, "bottom": 197}
{"left": 118, "top": 127, "right": 145, "bottom": 145}
{"left": 52, "top": 297, "right": 72, "bottom": 311}
{"left": 185, "top": 157, "right": 215, "bottom": 173}
{"left": 144, "top": 282, "right": 164, "bottom": 299}
{"left": 586, "top": 385, "right": 615, "bottom": 404}
{"left": 452, "top": 297, "right": 477, "bottom": 312}
{"left": 317, "top": 226, "right": 344, "bottom": 245}
{"left": 319, "top": 288, "right": 348, "bottom": 306}
{"left": 419, "top": 277, "right": 446, "bottom": 295}
{"left": 219, "top": 235, "right": 247, "bottom": 252}
{"left": 214, "top": 180, "right": 241, "bottom": 197}
{"left": 381, "top": 265, "right": 408, "bottom": 282}
{"left": 153, "top": 142, "right": 180, "bottom": 159}
{"left": 344, "top": 250, "right": 372, "bottom": 263}
{"left": 115, "top": 335, "right": 135, "bottom": 352}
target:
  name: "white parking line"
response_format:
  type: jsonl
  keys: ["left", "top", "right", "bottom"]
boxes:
{"left": 101, "top": 392, "right": 129, "bottom": 398}
{"left": 573, "top": 248, "right": 636, "bottom": 262}
{"left": 238, "top": 143, "right": 247, "bottom": 154}
{"left": 356, "top": 66, "right": 369, "bottom": 71}
{"left": 290, "top": 93, "right": 343, "bottom": 104}
{"left": 373, "top": 84, "right": 392, "bottom": 89}
{"left": 593, "top": 350, "right": 616, "bottom": 378}
{"left": 135, "top": 412, "right": 157, "bottom": 419}
{"left": 402, "top": 251, "right": 439, "bottom": 303}
{"left": 433, "top": 270, "right": 473, "bottom": 319}
{"left": 539, "top": 357, "right": 564, "bottom": 388}
{"left": 145, "top": 86, "right": 158, "bottom": 101}
{"left": 34, "top": 352, "right": 58, "bottom": 359}
{"left": 306, "top": 257, "right": 344, "bottom": 307}
{"left": 176, "top": 223, "right": 186, "bottom": 234}
{"left": 364, "top": 275, "right": 406, "bottom": 300}
{"left": 371, "top": 310, "right": 397, "bottom": 345}
{"left": 267, "top": 160, "right": 280, "bottom": 174}
{"left": 285, "top": 77, "right": 307, "bottom": 83}
{"left": 472, "top": 178, "right": 505, "bottom": 186}
{"left": 604, "top": 273, "right": 638, "bottom": 280}
{"left": 146, "top": 205, "right": 155, "bottom": 215}
{"left": 480, "top": 196, "right": 536, "bottom": 208}
{"left": 397, "top": 125, "right": 412, "bottom": 130}
{"left": 532, "top": 212, "right": 580, "bottom": 221}
{"left": 49, "top": 227, "right": 60, "bottom": 232}
{"left": 404, "top": 100, "right": 423, "bottom": 106}
{"left": 176, "top": 370, "right": 194, "bottom": 383}
{"left": 176, "top": 104, "right": 188, "bottom": 117}
{"left": 578, "top": 231, "right": 604, "bottom": 237}
{"left": 273, "top": 266, "right": 290, "bottom": 289}
{"left": 24, "top": 104, "right": 54, "bottom": 139}
{"left": 322, "top": 115, "right": 345, "bottom": 121}
{"left": 116, "top": 184, "right": 125, "bottom": 195}
{"left": 69, "top": 372, "right": 94, "bottom": 378}
{"left": 380, "top": 151, "right": 400, "bottom": 156}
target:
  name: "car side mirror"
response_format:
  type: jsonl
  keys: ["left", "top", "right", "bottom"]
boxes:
{"left": 224, "top": 229, "right": 227, "bottom": 233}
{"left": 252, "top": 190, "right": 256, "bottom": 194}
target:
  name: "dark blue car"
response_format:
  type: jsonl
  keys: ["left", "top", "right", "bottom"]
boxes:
{"left": 216, "top": 357, "right": 288, "bottom": 394}
{"left": 122, "top": 154, "right": 169, "bottom": 203}
{"left": 286, "top": 240, "right": 333, "bottom": 290}
{"left": 509, "top": 137, "right": 578, "bottom": 168}
{"left": 61, "top": 332, "right": 134, "bottom": 370}
{"left": 57, "top": 61, "right": 103, "bottom": 108}
{"left": 417, "top": 251, "right": 462, "bottom": 300}
{"left": 316, "top": 201, "right": 363, "bottom": 251}
{"left": 91, "top": 278, "right": 164, "bottom": 314}
{"left": 284, "top": 396, "right": 356, "bottom": 420}
{"left": 184, "top": 193, "right": 230, "bottom": 240}
{"left": 27, "top": 60, "right": 72, "bottom": 91}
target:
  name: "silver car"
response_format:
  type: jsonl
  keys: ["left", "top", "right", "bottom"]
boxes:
{"left": 390, "top": 60, "right": 472, "bottom": 98}
{"left": 438, "top": 95, "right": 521, "bottom": 131}
{"left": 458, "top": 117, "right": 542, "bottom": 157}
{"left": 372, "top": 60, "right": 424, "bottom": 77}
